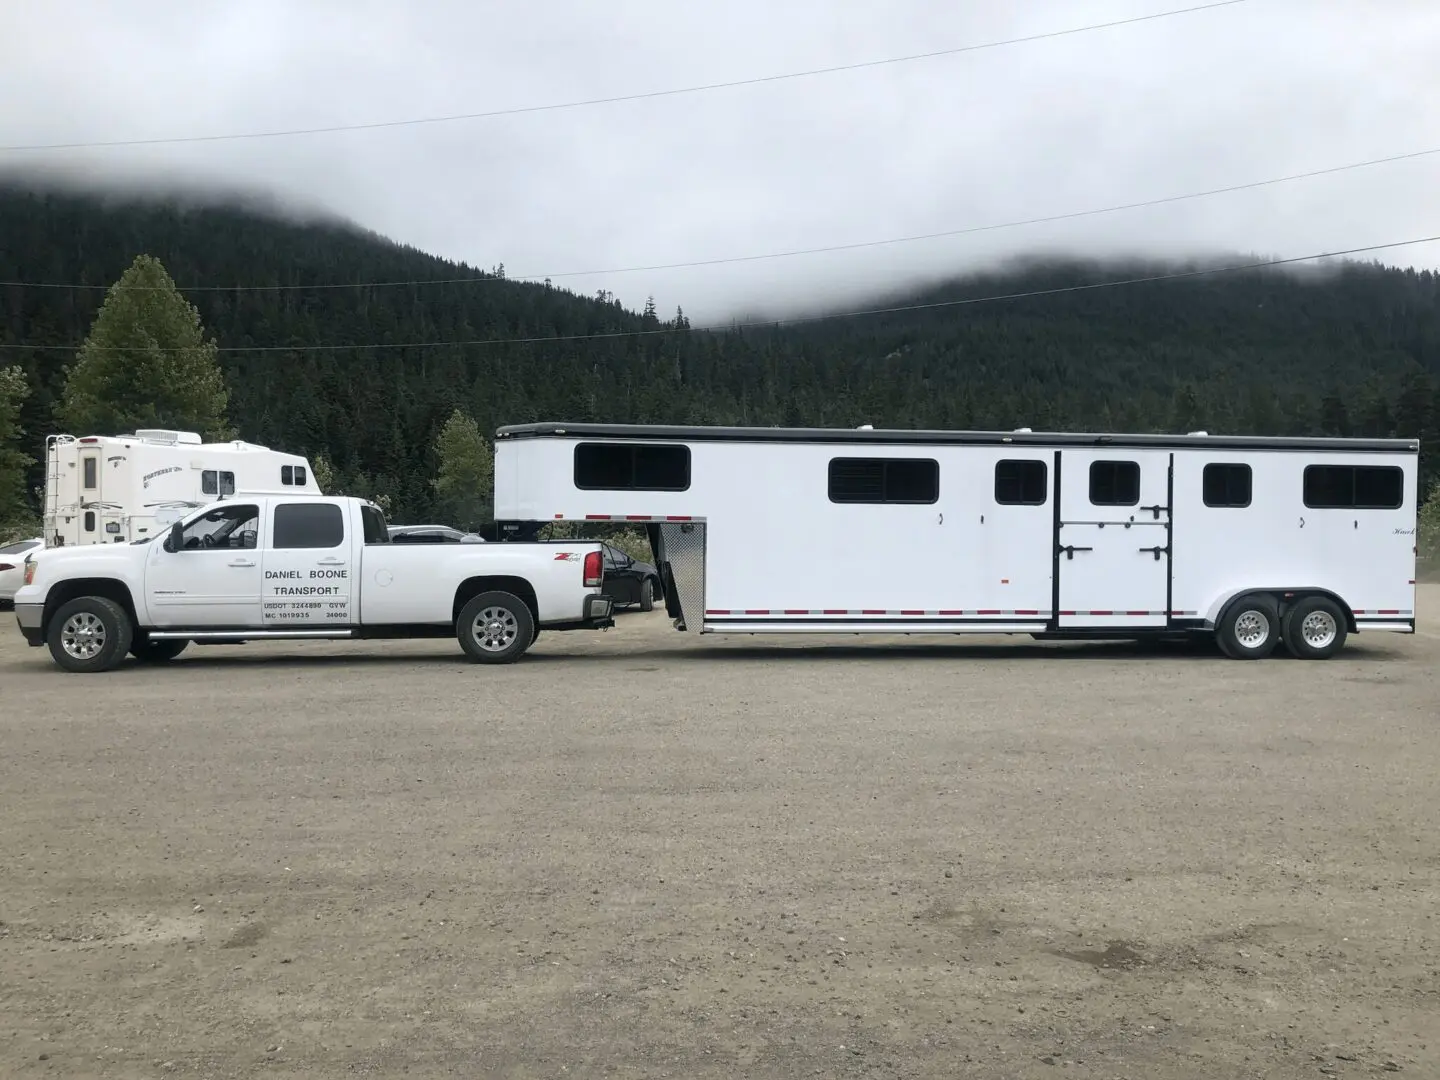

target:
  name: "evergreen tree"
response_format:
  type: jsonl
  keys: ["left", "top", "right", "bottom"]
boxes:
{"left": 0, "top": 366, "right": 33, "bottom": 529}
{"left": 58, "top": 254, "right": 231, "bottom": 439}
{"left": 432, "top": 408, "right": 494, "bottom": 530}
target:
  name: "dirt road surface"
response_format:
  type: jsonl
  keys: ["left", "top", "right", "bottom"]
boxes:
{"left": 2, "top": 592, "right": 1438, "bottom": 1078}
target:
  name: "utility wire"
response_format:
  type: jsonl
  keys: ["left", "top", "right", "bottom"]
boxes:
{"left": 3, "top": 234, "right": 1436, "bottom": 354}
{"left": 2, "top": 144, "right": 1434, "bottom": 294}
{"left": 0, "top": 1, "right": 1247, "bottom": 153}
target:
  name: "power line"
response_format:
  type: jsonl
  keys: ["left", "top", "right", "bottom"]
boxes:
{"left": 0, "top": 1, "right": 1247, "bottom": 153}
{"left": 3, "top": 235, "right": 1436, "bottom": 354}
{"left": 3, "top": 143, "right": 1434, "bottom": 295}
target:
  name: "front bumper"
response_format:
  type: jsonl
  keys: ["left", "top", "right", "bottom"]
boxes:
{"left": 15, "top": 603, "right": 43, "bottom": 647}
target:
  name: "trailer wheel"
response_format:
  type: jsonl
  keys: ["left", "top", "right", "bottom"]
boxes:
{"left": 456, "top": 591, "right": 534, "bottom": 664}
{"left": 129, "top": 636, "right": 190, "bottom": 663}
{"left": 47, "top": 596, "right": 134, "bottom": 673}
{"left": 1216, "top": 593, "right": 1280, "bottom": 660}
{"left": 1282, "top": 595, "right": 1347, "bottom": 660}
{"left": 639, "top": 577, "right": 655, "bottom": 612}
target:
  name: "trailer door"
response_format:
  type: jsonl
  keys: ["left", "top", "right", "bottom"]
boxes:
{"left": 1056, "top": 449, "right": 1171, "bottom": 629}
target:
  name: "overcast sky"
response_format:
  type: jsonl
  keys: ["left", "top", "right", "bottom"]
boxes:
{"left": 2, "top": 0, "right": 1439, "bottom": 320}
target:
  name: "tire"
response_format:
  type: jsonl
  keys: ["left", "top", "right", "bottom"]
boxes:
{"left": 456, "top": 590, "right": 535, "bottom": 664}
{"left": 1215, "top": 592, "right": 1281, "bottom": 660}
{"left": 639, "top": 577, "right": 655, "bottom": 612}
{"left": 1282, "top": 595, "right": 1348, "bottom": 660}
{"left": 47, "top": 596, "right": 134, "bottom": 673}
{"left": 130, "top": 636, "right": 190, "bottom": 663}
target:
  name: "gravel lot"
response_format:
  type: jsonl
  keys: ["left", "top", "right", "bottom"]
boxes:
{"left": 2, "top": 592, "right": 1438, "bottom": 1079}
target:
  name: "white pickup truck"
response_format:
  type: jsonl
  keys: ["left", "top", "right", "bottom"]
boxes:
{"left": 13, "top": 494, "right": 614, "bottom": 672}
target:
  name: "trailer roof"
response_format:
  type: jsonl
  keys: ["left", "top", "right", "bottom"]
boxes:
{"left": 495, "top": 422, "right": 1418, "bottom": 454}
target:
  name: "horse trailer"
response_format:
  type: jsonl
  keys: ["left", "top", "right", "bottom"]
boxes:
{"left": 493, "top": 423, "right": 1418, "bottom": 659}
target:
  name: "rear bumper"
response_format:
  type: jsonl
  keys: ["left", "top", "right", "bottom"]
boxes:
{"left": 545, "top": 593, "right": 615, "bottom": 632}
{"left": 15, "top": 603, "right": 43, "bottom": 646}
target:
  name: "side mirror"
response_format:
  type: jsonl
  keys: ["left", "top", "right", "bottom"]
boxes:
{"left": 165, "top": 522, "right": 183, "bottom": 552}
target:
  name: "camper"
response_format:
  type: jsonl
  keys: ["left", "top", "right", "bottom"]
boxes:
{"left": 44, "top": 430, "right": 320, "bottom": 548}
{"left": 493, "top": 422, "right": 1419, "bottom": 660}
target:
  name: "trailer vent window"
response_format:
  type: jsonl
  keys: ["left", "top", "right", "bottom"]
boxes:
{"left": 574, "top": 443, "right": 690, "bottom": 491}
{"left": 1303, "top": 465, "right": 1403, "bottom": 509}
{"left": 82, "top": 457, "right": 97, "bottom": 490}
{"left": 1202, "top": 463, "right": 1252, "bottom": 508}
{"left": 1088, "top": 460, "right": 1140, "bottom": 506}
{"left": 201, "top": 470, "right": 236, "bottom": 496}
{"left": 273, "top": 502, "right": 345, "bottom": 548}
{"left": 828, "top": 458, "right": 939, "bottom": 504}
{"left": 281, "top": 465, "right": 308, "bottom": 487}
{"left": 994, "top": 459, "right": 1047, "bottom": 505}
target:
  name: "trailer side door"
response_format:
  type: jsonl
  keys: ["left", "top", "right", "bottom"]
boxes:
{"left": 1056, "top": 449, "right": 1171, "bottom": 629}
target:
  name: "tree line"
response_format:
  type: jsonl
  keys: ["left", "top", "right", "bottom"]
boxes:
{"left": 1, "top": 182, "right": 1439, "bottom": 549}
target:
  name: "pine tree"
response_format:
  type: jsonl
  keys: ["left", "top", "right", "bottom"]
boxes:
{"left": 432, "top": 408, "right": 494, "bottom": 531}
{"left": 0, "top": 366, "right": 33, "bottom": 530}
{"left": 58, "top": 254, "right": 232, "bottom": 439}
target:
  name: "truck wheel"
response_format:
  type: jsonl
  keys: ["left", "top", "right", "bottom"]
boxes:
{"left": 1216, "top": 592, "right": 1280, "bottom": 660}
{"left": 1282, "top": 595, "right": 1347, "bottom": 660}
{"left": 457, "top": 591, "right": 535, "bottom": 664}
{"left": 47, "top": 596, "right": 134, "bottom": 673}
{"left": 639, "top": 577, "right": 655, "bottom": 612}
{"left": 130, "top": 636, "right": 190, "bottom": 663}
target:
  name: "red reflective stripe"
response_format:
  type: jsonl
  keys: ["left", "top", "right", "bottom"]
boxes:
{"left": 585, "top": 514, "right": 608, "bottom": 520}
{"left": 1353, "top": 609, "right": 1367, "bottom": 614}
{"left": 898, "top": 609, "right": 923, "bottom": 615}
{"left": 823, "top": 609, "right": 846, "bottom": 615}
{"left": 784, "top": 609, "right": 808, "bottom": 615}
{"left": 1379, "top": 609, "right": 1401, "bottom": 615}
{"left": 667, "top": 515, "right": 692, "bottom": 521}
{"left": 554, "top": 513, "right": 564, "bottom": 519}
{"left": 745, "top": 609, "right": 768, "bottom": 615}
{"left": 860, "top": 609, "right": 884, "bottom": 615}
{"left": 1059, "top": 610, "right": 1077, "bottom": 616}
{"left": 1089, "top": 610, "right": 1114, "bottom": 616}
{"left": 1015, "top": 609, "right": 1040, "bottom": 616}
{"left": 1125, "top": 610, "right": 1149, "bottom": 616}
{"left": 938, "top": 609, "right": 965, "bottom": 615}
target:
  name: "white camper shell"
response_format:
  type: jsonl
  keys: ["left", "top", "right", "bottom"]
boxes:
{"left": 44, "top": 429, "right": 319, "bottom": 548}
{"left": 494, "top": 422, "right": 1419, "bottom": 659}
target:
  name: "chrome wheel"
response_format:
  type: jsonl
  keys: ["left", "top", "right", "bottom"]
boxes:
{"left": 1233, "top": 609, "right": 1271, "bottom": 650}
{"left": 471, "top": 606, "right": 519, "bottom": 653}
{"left": 60, "top": 611, "right": 106, "bottom": 660}
{"left": 1300, "top": 609, "right": 1338, "bottom": 649}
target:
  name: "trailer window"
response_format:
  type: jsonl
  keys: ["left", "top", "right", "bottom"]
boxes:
{"left": 1303, "top": 465, "right": 1403, "bottom": 509}
{"left": 82, "top": 457, "right": 97, "bottom": 489}
{"left": 273, "top": 502, "right": 345, "bottom": 548}
{"left": 574, "top": 443, "right": 690, "bottom": 491}
{"left": 281, "top": 465, "right": 308, "bottom": 487}
{"left": 201, "top": 470, "right": 236, "bottom": 496}
{"left": 828, "top": 458, "right": 939, "bottom": 504}
{"left": 1203, "top": 463, "right": 1252, "bottom": 508}
{"left": 994, "top": 459, "right": 1047, "bottom": 505}
{"left": 1089, "top": 460, "right": 1139, "bottom": 506}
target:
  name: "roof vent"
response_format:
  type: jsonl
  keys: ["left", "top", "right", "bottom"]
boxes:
{"left": 1187, "top": 430, "right": 1209, "bottom": 437}
{"left": 133, "top": 429, "right": 203, "bottom": 445}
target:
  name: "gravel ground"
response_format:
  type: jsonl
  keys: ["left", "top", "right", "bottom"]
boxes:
{"left": 2, "top": 592, "right": 1438, "bottom": 1079}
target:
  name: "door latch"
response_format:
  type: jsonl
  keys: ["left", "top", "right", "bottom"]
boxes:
{"left": 1138, "top": 545, "right": 1169, "bottom": 561}
{"left": 1059, "top": 545, "right": 1094, "bottom": 560}
{"left": 1139, "top": 504, "right": 1168, "bottom": 520}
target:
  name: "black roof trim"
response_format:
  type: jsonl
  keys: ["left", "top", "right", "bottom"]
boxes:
{"left": 495, "top": 422, "right": 1417, "bottom": 455}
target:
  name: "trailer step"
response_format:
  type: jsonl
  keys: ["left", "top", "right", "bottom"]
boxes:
{"left": 147, "top": 629, "right": 356, "bottom": 640}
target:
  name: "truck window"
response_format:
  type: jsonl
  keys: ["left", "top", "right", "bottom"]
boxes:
{"left": 1303, "top": 465, "right": 1403, "bottom": 509}
{"left": 574, "top": 443, "right": 690, "bottom": 491}
{"left": 273, "top": 502, "right": 345, "bottom": 548}
{"left": 1203, "top": 463, "right": 1252, "bottom": 508}
{"left": 994, "top": 459, "right": 1047, "bottom": 505}
{"left": 361, "top": 504, "right": 389, "bottom": 544}
{"left": 281, "top": 465, "right": 308, "bottom": 487}
{"left": 201, "top": 470, "right": 237, "bottom": 496}
{"left": 828, "top": 458, "right": 939, "bottom": 504}
{"left": 177, "top": 505, "right": 259, "bottom": 550}
{"left": 1089, "top": 460, "right": 1139, "bottom": 506}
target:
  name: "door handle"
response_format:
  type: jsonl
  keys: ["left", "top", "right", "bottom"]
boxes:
{"left": 1059, "top": 545, "right": 1094, "bottom": 560}
{"left": 228, "top": 559, "right": 256, "bottom": 568}
{"left": 1138, "top": 545, "right": 1170, "bottom": 561}
{"left": 317, "top": 557, "right": 346, "bottom": 565}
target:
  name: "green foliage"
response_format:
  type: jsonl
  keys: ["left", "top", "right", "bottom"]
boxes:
{"left": 0, "top": 365, "right": 33, "bottom": 526}
{"left": 58, "top": 254, "right": 231, "bottom": 440}
{"left": 310, "top": 452, "right": 336, "bottom": 493}
{"left": 432, "top": 409, "right": 494, "bottom": 530}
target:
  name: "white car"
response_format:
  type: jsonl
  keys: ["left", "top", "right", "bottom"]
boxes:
{"left": 0, "top": 538, "right": 42, "bottom": 606}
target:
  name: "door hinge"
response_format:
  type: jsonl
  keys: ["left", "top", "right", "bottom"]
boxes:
{"left": 1139, "top": 504, "right": 1168, "bottom": 520}
{"left": 1059, "top": 545, "right": 1094, "bottom": 560}
{"left": 1138, "top": 545, "right": 1170, "bottom": 561}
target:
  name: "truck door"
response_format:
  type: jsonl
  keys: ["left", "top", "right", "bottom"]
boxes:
{"left": 261, "top": 501, "right": 355, "bottom": 628}
{"left": 145, "top": 502, "right": 265, "bottom": 627}
{"left": 1056, "top": 449, "right": 1172, "bottom": 629}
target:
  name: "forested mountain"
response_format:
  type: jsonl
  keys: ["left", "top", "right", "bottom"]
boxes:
{"left": 3, "top": 179, "right": 1439, "bottom": 522}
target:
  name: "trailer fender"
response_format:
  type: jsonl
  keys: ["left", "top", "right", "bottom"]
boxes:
{"left": 1205, "top": 587, "right": 1356, "bottom": 635}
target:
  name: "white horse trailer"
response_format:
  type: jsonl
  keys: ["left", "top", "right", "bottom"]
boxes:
{"left": 494, "top": 422, "right": 1419, "bottom": 659}
{"left": 44, "top": 429, "right": 320, "bottom": 548}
